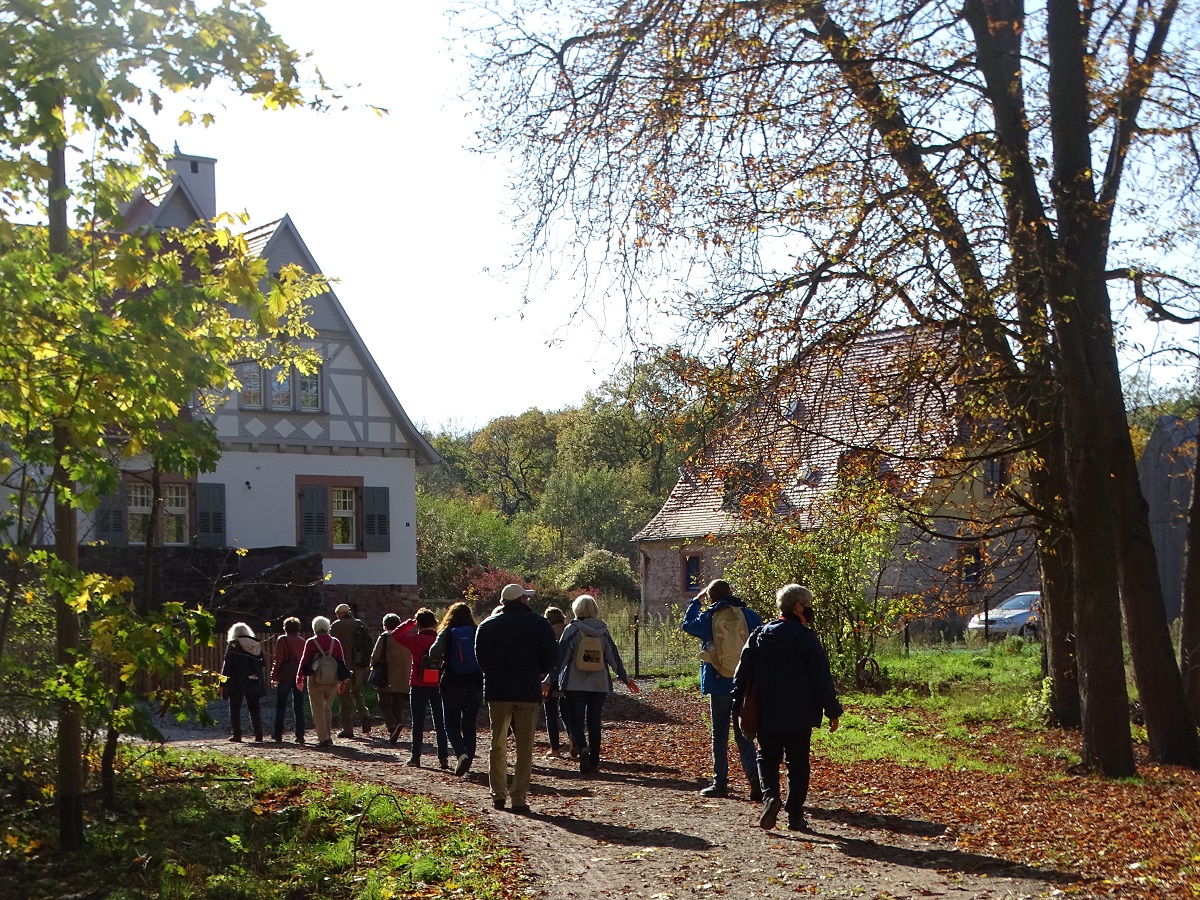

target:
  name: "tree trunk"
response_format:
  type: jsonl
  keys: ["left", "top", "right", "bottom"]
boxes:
{"left": 49, "top": 137, "right": 87, "bottom": 850}
{"left": 100, "top": 724, "right": 120, "bottom": 810}
{"left": 1038, "top": 510, "right": 1081, "bottom": 728}
{"left": 1113, "top": 432, "right": 1200, "bottom": 765}
{"left": 1178, "top": 416, "right": 1200, "bottom": 720}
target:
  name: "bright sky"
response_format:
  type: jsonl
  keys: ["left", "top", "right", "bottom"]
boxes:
{"left": 149, "top": 1, "right": 630, "bottom": 434}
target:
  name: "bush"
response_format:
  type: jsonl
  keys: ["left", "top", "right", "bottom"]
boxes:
{"left": 558, "top": 549, "right": 638, "bottom": 600}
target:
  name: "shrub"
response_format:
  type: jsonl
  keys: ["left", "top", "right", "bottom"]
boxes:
{"left": 558, "top": 549, "right": 638, "bottom": 600}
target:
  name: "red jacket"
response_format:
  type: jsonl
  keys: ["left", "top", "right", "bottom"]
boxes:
{"left": 392, "top": 620, "right": 439, "bottom": 687}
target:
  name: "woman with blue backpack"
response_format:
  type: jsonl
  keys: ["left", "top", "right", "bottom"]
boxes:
{"left": 426, "top": 602, "right": 483, "bottom": 777}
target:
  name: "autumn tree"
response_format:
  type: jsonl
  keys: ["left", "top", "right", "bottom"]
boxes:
{"left": 466, "top": 0, "right": 1200, "bottom": 773}
{"left": 0, "top": 0, "right": 325, "bottom": 848}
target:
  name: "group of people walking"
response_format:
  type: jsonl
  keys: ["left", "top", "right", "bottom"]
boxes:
{"left": 219, "top": 585, "right": 639, "bottom": 796}
{"left": 685, "top": 579, "right": 842, "bottom": 832}
{"left": 220, "top": 576, "right": 839, "bottom": 830}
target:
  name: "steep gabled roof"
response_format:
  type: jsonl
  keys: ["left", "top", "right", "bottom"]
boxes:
{"left": 634, "top": 327, "right": 958, "bottom": 542}
{"left": 246, "top": 215, "right": 440, "bottom": 466}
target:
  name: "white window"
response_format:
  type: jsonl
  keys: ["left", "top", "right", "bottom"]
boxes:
{"left": 269, "top": 367, "right": 292, "bottom": 410}
{"left": 127, "top": 483, "right": 153, "bottom": 545}
{"left": 298, "top": 368, "right": 321, "bottom": 411}
{"left": 331, "top": 487, "right": 356, "bottom": 549}
{"left": 162, "top": 484, "right": 189, "bottom": 545}
{"left": 239, "top": 363, "right": 263, "bottom": 409}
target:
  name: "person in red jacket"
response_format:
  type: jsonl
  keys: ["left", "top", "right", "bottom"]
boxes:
{"left": 393, "top": 608, "right": 449, "bottom": 767}
{"left": 270, "top": 616, "right": 307, "bottom": 744}
{"left": 296, "top": 616, "right": 349, "bottom": 748}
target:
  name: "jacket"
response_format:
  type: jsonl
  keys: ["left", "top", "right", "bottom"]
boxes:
{"left": 393, "top": 620, "right": 440, "bottom": 687}
{"left": 296, "top": 633, "right": 346, "bottom": 690}
{"left": 221, "top": 637, "right": 266, "bottom": 696}
{"left": 732, "top": 612, "right": 842, "bottom": 733}
{"left": 554, "top": 617, "right": 630, "bottom": 693}
{"left": 370, "top": 630, "right": 413, "bottom": 694}
{"left": 427, "top": 624, "right": 483, "bottom": 690}
{"left": 330, "top": 614, "right": 369, "bottom": 671}
{"left": 270, "top": 634, "right": 306, "bottom": 686}
{"left": 681, "top": 595, "right": 762, "bottom": 696}
{"left": 474, "top": 601, "right": 559, "bottom": 702}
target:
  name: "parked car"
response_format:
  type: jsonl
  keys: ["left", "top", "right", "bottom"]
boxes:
{"left": 966, "top": 591, "right": 1041, "bottom": 640}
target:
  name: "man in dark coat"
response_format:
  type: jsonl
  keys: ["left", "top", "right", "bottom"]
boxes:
{"left": 733, "top": 583, "right": 842, "bottom": 832}
{"left": 475, "top": 583, "right": 559, "bottom": 813}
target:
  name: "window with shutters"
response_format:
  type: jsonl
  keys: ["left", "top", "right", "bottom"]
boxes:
{"left": 296, "top": 476, "right": 388, "bottom": 557}
{"left": 195, "top": 483, "right": 226, "bottom": 548}
{"left": 162, "top": 484, "right": 189, "bottom": 545}
{"left": 127, "top": 483, "right": 153, "bottom": 545}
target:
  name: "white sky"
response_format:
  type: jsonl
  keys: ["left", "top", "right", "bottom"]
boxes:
{"left": 148, "top": 1, "right": 632, "bottom": 433}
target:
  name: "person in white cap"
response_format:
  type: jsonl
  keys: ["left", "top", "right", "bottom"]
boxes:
{"left": 474, "top": 583, "right": 558, "bottom": 813}
{"left": 330, "top": 602, "right": 373, "bottom": 738}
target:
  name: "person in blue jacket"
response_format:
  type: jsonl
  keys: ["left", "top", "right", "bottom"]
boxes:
{"left": 681, "top": 578, "right": 762, "bottom": 799}
{"left": 733, "top": 583, "right": 842, "bottom": 832}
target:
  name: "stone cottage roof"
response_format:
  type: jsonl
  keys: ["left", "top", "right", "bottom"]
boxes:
{"left": 633, "top": 326, "right": 959, "bottom": 543}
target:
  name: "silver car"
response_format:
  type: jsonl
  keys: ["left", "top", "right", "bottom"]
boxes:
{"left": 967, "top": 591, "right": 1041, "bottom": 640}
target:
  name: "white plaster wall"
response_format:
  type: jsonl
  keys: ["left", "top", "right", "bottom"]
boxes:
{"left": 202, "top": 451, "right": 418, "bottom": 585}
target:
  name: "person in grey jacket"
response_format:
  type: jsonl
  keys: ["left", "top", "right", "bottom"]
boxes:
{"left": 554, "top": 594, "right": 640, "bottom": 774}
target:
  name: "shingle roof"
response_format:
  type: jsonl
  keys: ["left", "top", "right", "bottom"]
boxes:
{"left": 243, "top": 219, "right": 282, "bottom": 258}
{"left": 633, "top": 327, "right": 958, "bottom": 542}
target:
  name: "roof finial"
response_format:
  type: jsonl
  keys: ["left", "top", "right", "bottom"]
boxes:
{"left": 173, "top": 140, "right": 181, "bottom": 154}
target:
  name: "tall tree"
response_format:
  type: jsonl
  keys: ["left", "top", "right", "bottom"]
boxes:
{"left": 467, "top": 0, "right": 1200, "bottom": 772}
{"left": 0, "top": 0, "right": 324, "bottom": 849}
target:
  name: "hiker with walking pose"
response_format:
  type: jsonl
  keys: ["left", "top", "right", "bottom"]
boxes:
{"left": 370, "top": 613, "right": 412, "bottom": 744}
{"left": 221, "top": 622, "right": 267, "bottom": 743}
{"left": 681, "top": 578, "right": 763, "bottom": 800}
{"left": 733, "top": 584, "right": 842, "bottom": 832}
{"left": 425, "top": 602, "right": 484, "bottom": 777}
{"left": 269, "top": 616, "right": 307, "bottom": 744}
{"left": 553, "top": 594, "right": 640, "bottom": 775}
{"left": 296, "top": 616, "right": 350, "bottom": 748}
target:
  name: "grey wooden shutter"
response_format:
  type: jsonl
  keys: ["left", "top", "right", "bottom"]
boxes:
{"left": 195, "top": 483, "right": 226, "bottom": 548}
{"left": 362, "top": 486, "right": 390, "bottom": 552}
{"left": 95, "top": 492, "right": 126, "bottom": 546}
{"left": 299, "top": 485, "right": 328, "bottom": 551}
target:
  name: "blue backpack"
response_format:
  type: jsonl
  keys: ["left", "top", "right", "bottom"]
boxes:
{"left": 447, "top": 625, "right": 479, "bottom": 676}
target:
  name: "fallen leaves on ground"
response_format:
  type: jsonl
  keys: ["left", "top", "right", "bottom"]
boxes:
{"left": 604, "top": 688, "right": 1200, "bottom": 898}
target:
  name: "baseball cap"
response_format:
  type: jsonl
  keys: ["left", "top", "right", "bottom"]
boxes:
{"left": 500, "top": 583, "right": 535, "bottom": 602}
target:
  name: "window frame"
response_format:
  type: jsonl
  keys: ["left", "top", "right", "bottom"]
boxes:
{"left": 683, "top": 554, "right": 702, "bottom": 592}
{"left": 238, "top": 362, "right": 264, "bottom": 409}
{"left": 296, "top": 475, "right": 371, "bottom": 559}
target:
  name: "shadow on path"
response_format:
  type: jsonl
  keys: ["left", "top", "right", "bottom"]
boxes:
{"left": 828, "top": 831, "right": 1078, "bottom": 884}
{"left": 531, "top": 811, "right": 714, "bottom": 851}
{"left": 808, "top": 805, "right": 947, "bottom": 837}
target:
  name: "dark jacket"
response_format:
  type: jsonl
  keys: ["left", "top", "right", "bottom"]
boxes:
{"left": 475, "top": 601, "right": 559, "bottom": 702}
{"left": 221, "top": 637, "right": 266, "bottom": 697}
{"left": 428, "top": 624, "right": 483, "bottom": 691}
{"left": 733, "top": 612, "right": 842, "bottom": 733}
{"left": 681, "top": 595, "right": 762, "bottom": 696}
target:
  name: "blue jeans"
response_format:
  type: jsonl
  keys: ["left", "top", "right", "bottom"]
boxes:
{"left": 409, "top": 684, "right": 448, "bottom": 763}
{"left": 273, "top": 679, "right": 305, "bottom": 741}
{"left": 709, "top": 691, "right": 758, "bottom": 788}
{"left": 441, "top": 679, "right": 483, "bottom": 760}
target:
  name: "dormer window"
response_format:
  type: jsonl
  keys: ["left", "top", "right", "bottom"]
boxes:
{"left": 238, "top": 362, "right": 322, "bottom": 413}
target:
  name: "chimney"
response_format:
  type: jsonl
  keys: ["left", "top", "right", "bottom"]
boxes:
{"left": 166, "top": 149, "right": 217, "bottom": 220}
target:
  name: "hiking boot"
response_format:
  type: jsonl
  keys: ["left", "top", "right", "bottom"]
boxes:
{"left": 405, "top": 757, "right": 421, "bottom": 767}
{"left": 227, "top": 735, "right": 242, "bottom": 743}
{"left": 295, "top": 735, "right": 305, "bottom": 744}
{"left": 454, "top": 754, "right": 472, "bottom": 777}
{"left": 699, "top": 783, "right": 727, "bottom": 798}
{"left": 361, "top": 718, "right": 372, "bottom": 734}
{"left": 787, "top": 816, "right": 810, "bottom": 832}
{"left": 749, "top": 784, "right": 763, "bottom": 803}
{"left": 389, "top": 724, "right": 403, "bottom": 744}
{"left": 492, "top": 797, "right": 506, "bottom": 810}
{"left": 759, "top": 796, "right": 782, "bottom": 830}
{"left": 337, "top": 730, "right": 354, "bottom": 739}
{"left": 510, "top": 803, "right": 531, "bottom": 814}
{"left": 439, "top": 756, "right": 450, "bottom": 770}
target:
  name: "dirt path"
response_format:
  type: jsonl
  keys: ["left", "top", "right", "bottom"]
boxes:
{"left": 166, "top": 693, "right": 1070, "bottom": 899}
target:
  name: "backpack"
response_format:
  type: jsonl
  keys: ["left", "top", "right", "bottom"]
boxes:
{"left": 698, "top": 605, "right": 749, "bottom": 678}
{"left": 574, "top": 632, "right": 605, "bottom": 673}
{"left": 353, "top": 621, "right": 372, "bottom": 668}
{"left": 311, "top": 646, "right": 340, "bottom": 685}
{"left": 447, "top": 625, "right": 479, "bottom": 676}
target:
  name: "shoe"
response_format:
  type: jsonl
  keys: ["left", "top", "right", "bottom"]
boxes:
{"left": 759, "top": 796, "right": 782, "bottom": 830}
{"left": 749, "top": 784, "right": 763, "bottom": 803}
{"left": 227, "top": 735, "right": 243, "bottom": 743}
{"left": 787, "top": 817, "right": 810, "bottom": 832}
{"left": 510, "top": 803, "right": 531, "bottom": 814}
{"left": 405, "top": 757, "right": 421, "bottom": 767}
{"left": 317, "top": 739, "right": 334, "bottom": 748}
{"left": 362, "top": 718, "right": 372, "bottom": 734}
{"left": 439, "top": 757, "right": 450, "bottom": 770}
{"left": 295, "top": 736, "right": 305, "bottom": 744}
{"left": 271, "top": 734, "right": 283, "bottom": 743}
{"left": 454, "top": 754, "right": 471, "bottom": 777}
{"left": 699, "top": 783, "right": 727, "bottom": 798}
{"left": 492, "top": 797, "right": 506, "bottom": 810}
{"left": 569, "top": 742, "right": 580, "bottom": 759}
{"left": 337, "top": 730, "right": 354, "bottom": 739}
{"left": 253, "top": 736, "right": 264, "bottom": 743}
{"left": 579, "top": 756, "right": 591, "bottom": 775}
{"left": 389, "top": 725, "right": 402, "bottom": 744}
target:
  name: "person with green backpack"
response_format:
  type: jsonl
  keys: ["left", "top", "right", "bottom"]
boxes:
{"left": 681, "top": 579, "right": 763, "bottom": 800}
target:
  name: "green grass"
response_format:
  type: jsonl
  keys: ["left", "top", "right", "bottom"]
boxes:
{"left": 4, "top": 749, "right": 526, "bottom": 900}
